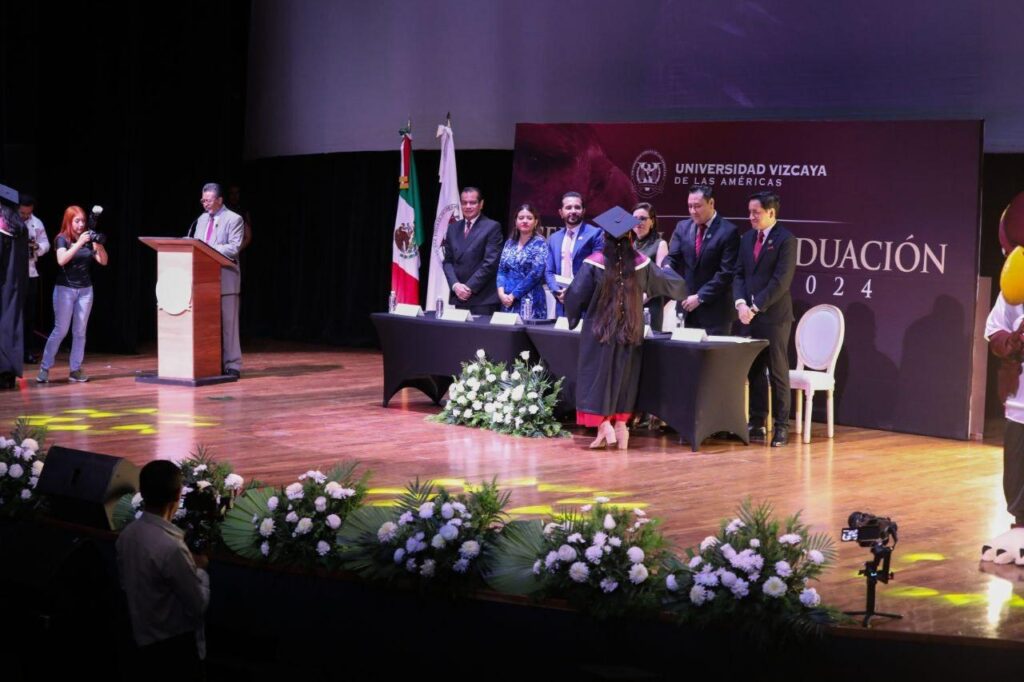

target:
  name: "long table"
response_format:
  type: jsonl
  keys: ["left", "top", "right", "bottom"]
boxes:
{"left": 371, "top": 312, "right": 533, "bottom": 407}
{"left": 372, "top": 313, "right": 767, "bottom": 450}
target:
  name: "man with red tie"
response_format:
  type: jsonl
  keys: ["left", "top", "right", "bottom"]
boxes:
{"left": 663, "top": 185, "right": 740, "bottom": 335}
{"left": 193, "top": 183, "right": 244, "bottom": 378}
{"left": 442, "top": 187, "right": 503, "bottom": 315}
{"left": 734, "top": 191, "right": 797, "bottom": 447}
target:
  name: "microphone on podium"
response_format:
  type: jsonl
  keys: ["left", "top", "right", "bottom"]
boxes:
{"left": 186, "top": 218, "right": 199, "bottom": 239}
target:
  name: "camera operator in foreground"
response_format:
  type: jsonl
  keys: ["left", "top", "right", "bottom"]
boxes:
{"left": 37, "top": 205, "right": 107, "bottom": 383}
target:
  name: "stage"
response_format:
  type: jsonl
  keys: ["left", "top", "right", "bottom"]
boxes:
{"left": 4, "top": 342, "right": 1023, "bottom": 648}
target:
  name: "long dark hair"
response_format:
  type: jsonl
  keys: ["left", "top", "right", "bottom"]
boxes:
{"left": 590, "top": 233, "right": 643, "bottom": 345}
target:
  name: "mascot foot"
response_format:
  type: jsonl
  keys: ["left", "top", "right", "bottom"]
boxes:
{"left": 981, "top": 527, "right": 1024, "bottom": 565}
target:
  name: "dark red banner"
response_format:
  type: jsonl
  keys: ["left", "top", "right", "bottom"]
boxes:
{"left": 511, "top": 121, "right": 983, "bottom": 439}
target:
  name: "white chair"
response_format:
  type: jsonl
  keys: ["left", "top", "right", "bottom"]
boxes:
{"left": 790, "top": 304, "right": 845, "bottom": 443}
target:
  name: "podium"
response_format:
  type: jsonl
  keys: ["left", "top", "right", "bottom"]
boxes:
{"left": 137, "top": 237, "right": 238, "bottom": 386}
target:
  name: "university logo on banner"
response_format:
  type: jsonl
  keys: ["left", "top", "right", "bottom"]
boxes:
{"left": 433, "top": 201, "right": 459, "bottom": 262}
{"left": 631, "top": 149, "right": 667, "bottom": 198}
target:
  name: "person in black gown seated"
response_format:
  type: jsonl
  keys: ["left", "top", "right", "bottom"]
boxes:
{"left": 564, "top": 207, "right": 687, "bottom": 450}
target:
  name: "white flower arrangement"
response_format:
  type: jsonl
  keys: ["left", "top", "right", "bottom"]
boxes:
{"left": 663, "top": 500, "right": 838, "bottom": 643}
{"left": 431, "top": 350, "right": 567, "bottom": 438}
{"left": 520, "top": 499, "right": 671, "bottom": 618}
{"left": 0, "top": 421, "right": 47, "bottom": 518}
{"left": 236, "top": 462, "right": 368, "bottom": 568}
{"left": 341, "top": 479, "right": 508, "bottom": 591}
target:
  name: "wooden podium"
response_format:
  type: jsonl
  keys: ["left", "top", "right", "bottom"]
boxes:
{"left": 137, "top": 237, "right": 238, "bottom": 386}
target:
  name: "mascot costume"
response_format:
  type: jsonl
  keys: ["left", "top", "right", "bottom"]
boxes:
{"left": 982, "top": 191, "right": 1024, "bottom": 565}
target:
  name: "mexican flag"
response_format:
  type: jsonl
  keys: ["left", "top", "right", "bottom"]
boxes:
{"left": 391, "top": 127, "right": 422, "bottom": 304}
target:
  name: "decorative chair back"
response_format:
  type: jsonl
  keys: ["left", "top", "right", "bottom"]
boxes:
{"left": 794, "top": 304, "right": 845, "bottom": 374}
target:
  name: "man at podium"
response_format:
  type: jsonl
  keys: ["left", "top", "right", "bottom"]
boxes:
{"left": 193, "top": 183, "right": 244, "bottom": 378}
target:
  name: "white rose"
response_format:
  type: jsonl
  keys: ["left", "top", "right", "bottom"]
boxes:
{"left": 131, "top": 493, "right": 143, "bottom": 508}
{"left": 808, "top": 550, "right": 825, "bottom": 564}
{"left": 526, "top": 391, "right": 538, "bottom": 400}
{"left": 699, "top": 536, "right": 719, "bottom": 551}
{"left": 315, "top": 496, "right": 327, "bottom": 513}
{"left": 568, "top": 562, "right": 590, "bottom": 583}
{"left": 627, "top": 546, "right": 645, "bottom": 564}
{"left": 8, "top": 463, "right": 24, "bottom": 479}
{"left": 511, "top": 385, "right": 525, "bottom": 402}
{"left": 763, "top": 576, "right": 788, "bottom": 598}
{"left": 731, "top": 579, "right": 750, "bottom": 598}
{"left": 584, "top": 546, "right": 603, "bottom": 564}
{"left": 316, "top": 541, "right": 331, "bottom": 557}
{"left": 666, "top": 574, "right": 679, "bottom": 592}
{"left": 779, "top": 533, "right": 802, "bottom": 546}
{"left": 476, "top": 349, "right": 486, "bottom": 359}
{"left": 486, "top": 373, "right": 497, "bottom": 383}
{"left": 326, "top": 514, "right": 342, "bottom": 530}
{"left": 419, "top": 502, "right": 435, "bottom": 519}
{"left": 603, "top": 514, "right": 616, "bottom": 530}
{"left": 511, "top": 371, "right": 521, "bottom": 381}
{"left": 463, "top": 408, "right": 474, "bottom": 418}
{"left": 557, "top": 544, "right": 577, "bottom": 562}
{"left": 259, "top": 518, "right": 275, "bottom": 537}
{"left": 528, "top": 405, "right": 539, "bottom": 415}
{"left": 484, "top": 403, "right": 495, "bottom": 413}
{"left": 800, "top": 587, "right": 821, "bottom": 607}
{"left": 377, "top": 522, "right": 398, "bottom": 543}
{"left": 567, "top": 532, "right": 584, "bottom": 544}
{"left": 775, "top": 560, "right": 793, "bottom": 578}
{"left": 193, "top": 464, "right": 208, "bottom": 473}
{"left": 440, "top": 524, "right": 459, "bottom": 541}
{"left": 501, "top": 371, "right": 509, "bottom": 381}
{"left": 519, "top": 350, "right": 530, "bottom": 360}
{"left": 431, "top": 534, "right": 446, "bottom": 549}
{"left": 608, "top": 537, "right": 622, "bottom": 548}
{"left": 688, "top": 556, "right": 703, "bottom": 568}
{"left": 544, "top": 550, "right": 559, "bottom": 568}
{"left": 473, "top": 401, "right": 483, "bottom": 410}
{"left": 459, "top": 540, "right": 481, "bottom": 559}
{"left": 260, "top": 541, "right": 270, "bottom": 556}
{"left": 285, "top": 483, "right": 304, "bottom": 500}
{"left": 689, "top": 585, "right": 712, "bottom": 606}
{"left": 224, "top": 473, "right": 244, "bottom": 490}
{"left": 295, "top": 518, "right": 313, "bottom": 535}
{"left": 440, "top": 502, "right": 455, "bottom": 519}
{"left": 286, "top": 511, "right": 299, "bottom": 523}
{"left": 21, "top": 438, "right": 40, "bottom": 452}
{"left": 267, "top": 496, "right": 279, "bottom": 511}
{"left": 629, "top": 563, "right": 649, "bottom": 584}
{"left": 749, "top": 538, "right": 761, "bottom": 548}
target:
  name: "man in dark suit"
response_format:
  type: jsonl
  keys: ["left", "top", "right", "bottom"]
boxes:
{"left": 734, "top": 191, "right": 797, "bottom": 447}
{"left": 442, "top": 187, "right": 503, "bottom": 314}
{"left": 663, "top": 185, "right": 739, "bottom": 335}
{"left": 544, "top": 191, "right": 604, "bottom": 317}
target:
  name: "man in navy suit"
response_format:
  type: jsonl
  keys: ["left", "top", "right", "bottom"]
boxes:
{"left": 544, "top": 192, "right": 604, "bottom": 317}
{"left": 734, "top": 191, "right": 797, "bottom": 447}
{"left": 663, "top": 185, "right": 739, "bottom": 335}
{"left": 442, "top": 187, "right": 504, "bottom": 315}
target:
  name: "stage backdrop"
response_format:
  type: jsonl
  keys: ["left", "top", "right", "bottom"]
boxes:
{"left": 510, "top": 121, "right": 983, "bottom": 440}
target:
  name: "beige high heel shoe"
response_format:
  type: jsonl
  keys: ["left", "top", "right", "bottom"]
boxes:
{"left": 613, "top": 422, "right": 629, "bottom": 450}
{"left": 589, "top": 421, "right": 618, "bottom": 449}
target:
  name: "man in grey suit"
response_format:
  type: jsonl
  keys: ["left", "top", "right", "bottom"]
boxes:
{"left": 194, "top": 182, "right": 244, "bottom": 378}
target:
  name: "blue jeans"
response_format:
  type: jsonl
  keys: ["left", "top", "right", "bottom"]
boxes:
{"left": 41, "top": 285, "right": 94, "bottom": 372}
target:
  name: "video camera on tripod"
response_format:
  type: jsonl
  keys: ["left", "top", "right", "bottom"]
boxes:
{"left": 841, "top": 511, "right": 902, "bottom": 626}
{"left": 841, "top": 511, "right": 898, "bottom": 548}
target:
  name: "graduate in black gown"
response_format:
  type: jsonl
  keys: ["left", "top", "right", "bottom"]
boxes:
{"left": 564, "top": 207, "right": 687, "bottom": 449}
{"left": 0, "top": 188, "right": 29, "bottom": 390}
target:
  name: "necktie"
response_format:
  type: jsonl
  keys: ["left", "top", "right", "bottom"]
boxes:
{"left": 204, "top": 215, "right": 215, "bottom": 243}
{"left": 695, "top": 224, "right": 707, "bottom": 257}
{"left": 753, "top": 230, "right": 765, "bottom": 261}
{"left": 463, "top": 219, "right": 473, "bottom": 237}
{"left": 561, "top": 229, "right": 575, "bottom": 276}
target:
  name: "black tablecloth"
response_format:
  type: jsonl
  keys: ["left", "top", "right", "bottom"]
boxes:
{"left": 371, "top": 312, "right": 534, "bottom": 407}
{"left": 526, "top": 327, "right": 768, "bottom": 451}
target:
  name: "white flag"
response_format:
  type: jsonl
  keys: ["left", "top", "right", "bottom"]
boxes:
{"left": 426, "top": 123, "right": 461, "bottom": 308}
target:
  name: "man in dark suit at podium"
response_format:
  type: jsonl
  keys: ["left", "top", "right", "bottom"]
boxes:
{"left": 194, "top": 183, "right": 244, "bottom": 378}
{"left": 442, "top": 187, "right": 503, "bottom": 315}
{"left": 734, "top": 191, "right": 796, "bottom": 447}
{"left": 663, "top": 185, "right": 740, "bottom": 335}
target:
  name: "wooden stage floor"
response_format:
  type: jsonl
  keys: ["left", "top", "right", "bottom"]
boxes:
{"left": 4, "top": 342, "right": 1023, "bottom": 647}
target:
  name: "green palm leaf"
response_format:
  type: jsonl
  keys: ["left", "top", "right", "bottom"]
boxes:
{"left": 222, "top": 487, "right": 276, "bottom": 560}
{"left": 483, "top": 519, "right": 545, "bottom": 595}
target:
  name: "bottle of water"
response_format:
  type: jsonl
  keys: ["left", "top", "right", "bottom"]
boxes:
{"left": 643, "top": 308, "right": 652, "bottom": 327}
{"left": 521, "top": 295, "right": 532, "bottom": 322}
{"left": 435, "top": 297, "right": 445, "bottom": 318}
{"left": 388, "top": 290, "right": 397, "bottom": 312}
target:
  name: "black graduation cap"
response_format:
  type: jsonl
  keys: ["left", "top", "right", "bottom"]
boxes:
{"left": 0, "top": 182, "right": 18, "bottom": 206}
{"left": 592, "top": 205, "right": 640, "bottom": 239}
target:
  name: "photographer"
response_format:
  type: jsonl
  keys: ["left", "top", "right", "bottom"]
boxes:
{"left": 37, "top": 205, "right": 108, "bottom": 383}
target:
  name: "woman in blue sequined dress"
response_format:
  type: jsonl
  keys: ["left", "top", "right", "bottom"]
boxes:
{"left": 497, "top": 203, "right": 548, "bottom": 320}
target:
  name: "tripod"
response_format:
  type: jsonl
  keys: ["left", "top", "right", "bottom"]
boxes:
{"left": 844, "top": 543, "right": 902, "bottom": 627}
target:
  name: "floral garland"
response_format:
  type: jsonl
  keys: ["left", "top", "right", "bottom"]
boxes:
{"left": 339, "top": 479, "right": 513, "bottom": 593}
{"left": 431, "top": 349, "right": 566, "bottom": 438}
{"left": 114, "top": 447, "right": 246, "bottom": 552}
{"left": 223, "top": 463, "right": 368, "bottom": 569}
{"left": 662, "top": 500, "right": 839, "bottom": 643}
{"left": 0, "top": 420, "right": 46, "bottom": 518}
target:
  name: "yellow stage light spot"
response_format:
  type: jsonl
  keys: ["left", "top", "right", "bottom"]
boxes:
{"left": 430, "top": 478, "right": 468, "bottom": 488}
{"left": 22, "top": 419, "right": 54, "bottom": 426}
{"left": 555, "top": 498, "right": 598, "bottom": 505}
{"left": 537, "top": 484, "right": 594, "bottom": 493}
{"left": 593, "top": 491, "right": 634, "bottom": 498}
{"left": 140, "top": 429, "right": 158, "bottom": 436}
{"left": 508, "top": 505, "right": 553, "bottom": 516}
{"left": 48, "top": 425, "right": 91, "bottom": 431}
{"left": 368, "top": 500, "right": 399, "bottom": 507}
{"left": 63, "top": 409, "right": 101, "bottom": 414}
{"left": 886, "top": 586, "right": 940, "bottom": 598}
{"left": 1009, "top": 595, "right": 1024, "bottom": 608}
{"left": 86, "top": 412, "right": 125, "bottom": 418}
{"left": 941, "top": 593, "right": 987, "bottom": 606}
{"left": 40, "top": 417, "right": 83, "bottom": 423}
{"left": 367, "top": 487, "right": 407, "bottom": 495}
{"left": 501, "top": 477, "right": 538, "bottom": 487}
{"left": 18, "top": 414, "right": 55, "bottom": 419}
{"left": 124, "top": 408, "right": 159, "bottom": 414}
{"left": 111, "top": 424, "right": 153, "bottom": 431}
{"left": 901, "top": 553, "right": 946, "bottom": 562}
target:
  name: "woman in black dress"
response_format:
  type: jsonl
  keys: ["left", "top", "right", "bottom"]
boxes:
{"left": 564, "top": 207, "right": 686, "bottom": 449}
